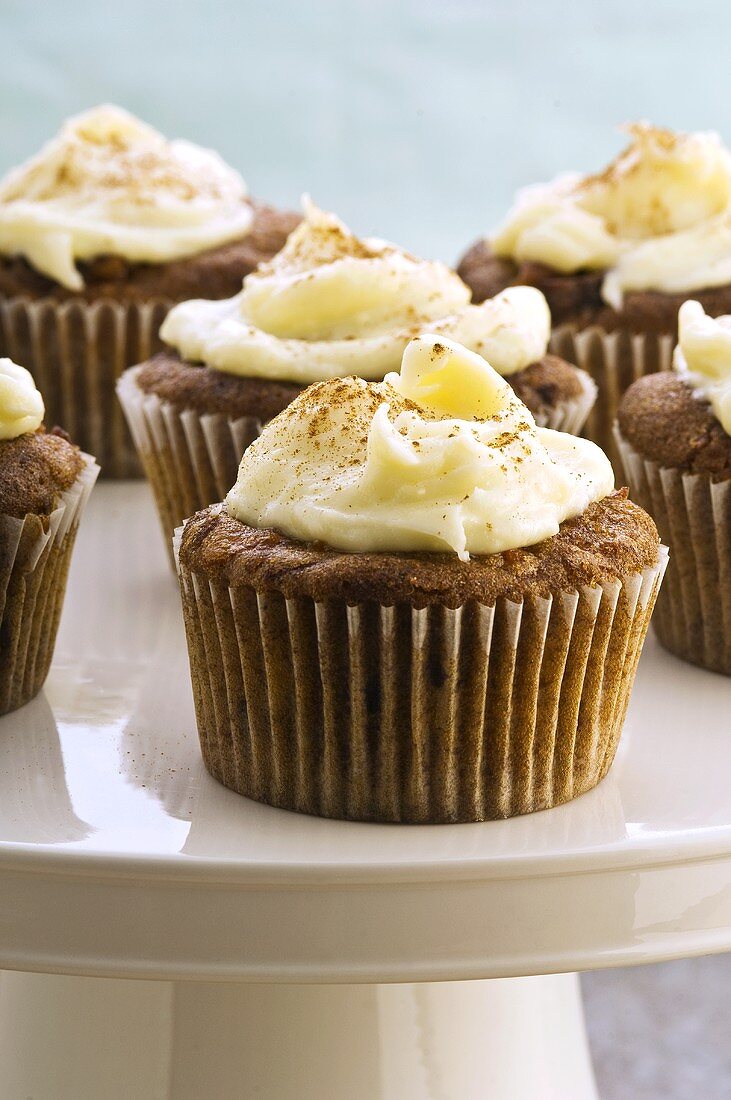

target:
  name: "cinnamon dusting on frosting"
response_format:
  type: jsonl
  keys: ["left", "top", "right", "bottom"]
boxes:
{"left": 161, "top": 200, "right": 553, "bottom": 383}
{"left": 223, "top": 334, "right": 614, "bottom": 559}
{"left": 491, "top": 123, "right": 731, "bottom": 307}
{"left": 0, "top": 105, "right": 254, "bottom": 289}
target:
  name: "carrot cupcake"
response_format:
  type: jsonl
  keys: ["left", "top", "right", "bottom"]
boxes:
{"left": 458, "top": 123, "right": 731, "bottom": 469}
{"left": 616, "top": 301, "right": 731, "bottom": 674}
{"left": 120, "top": 200, "right": 595, "bottom": 563}
{"left": 0, "top": 358, "right": 98, "bottom": 714}
{"left": 176, "top": 334, "right": 665, "bottom": 823}
{"left": 0, "top": 105, "right": 299, "bottom": 476}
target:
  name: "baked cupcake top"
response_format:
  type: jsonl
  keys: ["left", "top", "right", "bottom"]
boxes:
{"left": 0, "top": 105, "right": 254, "bottom": 291}
{"left": 491, "top": 124, "right": 731, "bottom": 311}
{"left": 618, "top": 300, "right": 731, "bottom": 479}
{"left": 0, "top": 359, "right": 83, "bottom": 516}
{"left": 161, "top": 200, "right": 556, "bottom": 385}
{"left": 224, "top": 334, "right": 614, "bottom": 559}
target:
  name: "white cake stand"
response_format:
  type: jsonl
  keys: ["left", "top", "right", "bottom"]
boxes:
{"left": 0, "top": 484, "right": 729, "bottom": 1100}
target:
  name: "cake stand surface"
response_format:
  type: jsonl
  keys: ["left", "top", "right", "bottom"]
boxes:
{"left": 0, "top": 483, "right": 729, "bottom": 1100}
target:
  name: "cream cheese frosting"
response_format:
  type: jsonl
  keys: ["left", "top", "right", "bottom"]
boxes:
{"left": 0, "top": 105, "right": 254, "bottom": 290}
{"left": 491, "top": 124, "right": 731, "bottom": 309}
{"left": 225, "top": 334, "right": 613, "bottom": 559}
{"left": 161, "top": 200, "right": 552, "bottom": 383}
{"left": 674, "top": 300, "right": 731, "bottom": 435}
{"left": 0, "top": 358, "right": 44, "bottom": 440}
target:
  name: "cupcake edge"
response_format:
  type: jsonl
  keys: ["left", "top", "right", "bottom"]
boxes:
{"left": 551, "top": 324, "right": 675, "bottom": 473}
{"left": 174, "top": 521, "right": 667, "bottom": 823}
{"left": 0, "top": 296, "right": 172, "bottom": 477}
{"left": 614, "top": 425, "right": 731, "bottom": 674}
{"left": 0, "top": 451, "right": 99, "bottom": 713}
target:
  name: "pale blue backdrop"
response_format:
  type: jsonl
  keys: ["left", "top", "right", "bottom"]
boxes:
{"left": 2, "top": 0, "right": 731, "bottom": 263}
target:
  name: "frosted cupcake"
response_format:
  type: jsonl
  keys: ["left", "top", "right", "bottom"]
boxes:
{"left": 119, "top": 201, "right": 595, "bottom": 562}
{"left": 0, "top": 359, "right": 98, "bottom": 713}
{"left": 616, "top": 301, "right": 731, "bottom": 674}
{"left": 176, "top": 334, "right": 665, "bottom": 823}
{"left": 458, "top": 124, "right": 731, "bottom": 469}
{"left": 0, "top": 105, "right": 298, "bottom": 476}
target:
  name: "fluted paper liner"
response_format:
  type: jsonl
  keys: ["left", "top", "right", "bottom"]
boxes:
{"left": 0, "top": 453, "right": 99, "bottom": 714}
{"left": 0, "top": 296, "right": 172, "bottom": 477}
{"left": 615, "top": 428, "right": 731, "bottom": 674}
{"left": 551, "top": 324, "right": 674, "bottom": 473}
{"left": 118, "top": 366, "right": 263, "bottom": 566}
{"left": 175, "top": 531, "right": 667, "bottom": 823}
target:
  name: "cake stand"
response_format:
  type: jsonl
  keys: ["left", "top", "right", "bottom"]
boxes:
{"left": 0, "top": 483, "right": 729, "bottom": 1100}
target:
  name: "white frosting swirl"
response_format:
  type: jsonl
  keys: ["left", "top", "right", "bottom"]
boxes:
{"left": 162, "top": 201, "right": 551, "bottom": 383}
{"left": 0, "top": 105, "right": 254, "bottom": 290}
{"left": 0, "top": 358, "right": 44, "bottom": 440}
{"left": 492, "top": 124, "right": 731, "bottom": 308}
{"left": 674, "top": 300, "right": 731, "bottom": 435}
{"left": 225, "top": 335, "right": 613, "bottom": 559}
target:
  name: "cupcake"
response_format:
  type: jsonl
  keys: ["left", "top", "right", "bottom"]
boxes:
{"left": 175, "top": 334, "right": 665, "bottom": 823}
{"left": 458, "top": 123, "right": 731, "bottom": 470}
{"left": 0, "top": 358, "right": 98, "bottom": 714}
{"left": 120, "top": 200, "right": 595, "bottom": 563}
{"left": 616, "top": 301, "right": 731, "bottom": 674}
{"left": 0, "top": 105, "right": 299, "bottom": 477}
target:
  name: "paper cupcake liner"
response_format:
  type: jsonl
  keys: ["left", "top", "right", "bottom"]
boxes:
{"left": 550, "top": 324, "right": 674, "bottom": 472}
{"left": 118, "top": 366, "right": 263, "bottom": 567}
{"left": 175, "top": 530, "right": 667, "bottom": 823}
{"left": 614, "top": 428, "right": 731, "bottom": 674}
{"left": 0, "top": 453, "right": 99, "bottom": 715}
{"left": 0, "top": 296, "right": 172, "bottom": 478}
{"left": 532, "top": 367, "right": 597, "bottom": 435}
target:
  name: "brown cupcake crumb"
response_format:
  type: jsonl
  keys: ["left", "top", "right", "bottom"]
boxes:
{"left": 456, "top": 240, "right": 520, "bottom": 306}
{"left": 132, "top": 350, "right": 584, "bottom": 423}
{"left": 0, "top": 203, "right": 300, "bottom": 304}
{"left": 0, "top": 429, "right": 84, "bottom": 517}
{"left": 179, "top": 489, "right": 659, "bottom": 609}
{"left": 134, "top": 351, "right": 303, "bottom": 421}
{"left": 457, "top": 238, "right": 731, "bottom": 334}
{"left": 618, "top": 372, "right": 731, "bottom": 481}
{"left": 509, "top": 354, "right": 586, "bottom": 417}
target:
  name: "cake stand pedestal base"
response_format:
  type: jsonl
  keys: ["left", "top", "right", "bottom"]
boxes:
{"left": 0, "top": 968, "right": 598, "bottom": 1099}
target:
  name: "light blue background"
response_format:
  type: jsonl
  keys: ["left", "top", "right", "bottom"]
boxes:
{"left": 2, "top": 0, "right": 731, "bottom": 262}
